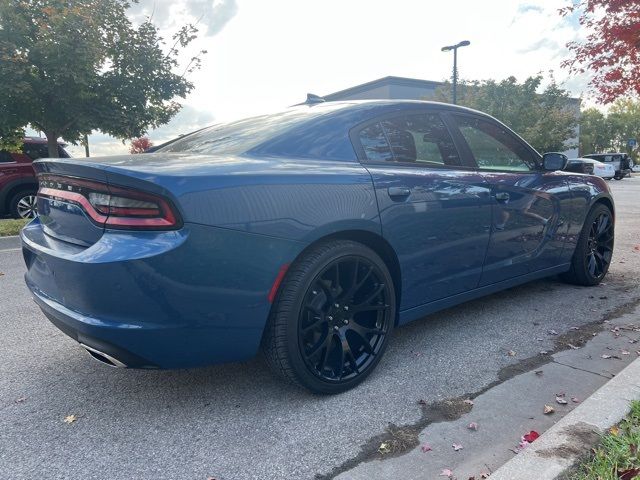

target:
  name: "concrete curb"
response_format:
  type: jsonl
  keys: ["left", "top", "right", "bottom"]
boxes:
{"left": 490, "top": 356, "right": 640, "bottom": 480}
{"left": 0, "top": 235, "right": 21, "bottom": 251}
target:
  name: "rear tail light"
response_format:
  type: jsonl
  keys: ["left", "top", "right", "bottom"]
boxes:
{"left": 38, "top": 174, "right": 181, "bottom": 230}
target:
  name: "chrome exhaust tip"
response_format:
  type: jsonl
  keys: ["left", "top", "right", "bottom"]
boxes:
{"left": 80, "top": 343, "right": 127, "bottom": 368}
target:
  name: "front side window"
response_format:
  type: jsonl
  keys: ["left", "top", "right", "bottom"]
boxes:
{"left": 358, "top": 113, "right": 461, "bottom": 166}
{"left": 454, "top": 116, "right": 537, "bottom": 172}
{"left": 0, "top": 151, "right": 15, "bottom": 163}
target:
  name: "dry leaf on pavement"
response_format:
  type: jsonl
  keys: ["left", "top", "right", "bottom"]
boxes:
{"left": 439, "top": 469, "right": 453, "bottom": 477}
{"left": 543, "top": 405, "right": 555, "bottom": 414}
{"left": 63, "top": 414, "right": 78, "bottom": 424}
{"left": 452, "top": 443, "right": 463, "bottom": 451}
{"left": 556, "top": 396, "right": 568, "bottom": 405}
{"left": 507, "top": 350, "right": 516, "bottom": 357}
{"left": 421, "top": 443, "right": 432, "bottom": 453}
{"left": 463, "top": 399, "right": 474, "bottom": 406}
{"left": 571, "top": 397, "right": 580, "bottom": 403}
{"left": 468, "top": 422, "right": 479, "bottom": 431}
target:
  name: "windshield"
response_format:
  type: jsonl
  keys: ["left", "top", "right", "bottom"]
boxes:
{"left": 158, "top": 104, "right": 347, "bottom": 155}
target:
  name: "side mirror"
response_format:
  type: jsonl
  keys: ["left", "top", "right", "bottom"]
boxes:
{"left": 542, "top": 152, "right": 568, "bottom": 171}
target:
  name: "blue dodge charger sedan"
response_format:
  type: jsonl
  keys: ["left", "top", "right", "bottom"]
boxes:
{"left": 21, "top": 100, "right": 615, "bottom": 393}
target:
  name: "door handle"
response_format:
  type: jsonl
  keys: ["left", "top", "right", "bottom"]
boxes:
{"left": 387, "top": 186, "right": 411, "bottom": 199}
{"left": 493, "top": 192, "right": 510, "bottom": 203}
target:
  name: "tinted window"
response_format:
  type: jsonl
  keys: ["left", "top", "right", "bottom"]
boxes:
{"left": 22, "top": 143, "right": 50, "bottom": 160}
{"left": 454, "top": 116, "right": 536, "bottom": 171}
{"left": 359, "top": 113, "right": 461, "bottom": 166}
{"left": 359, "top": 123, "right": 393, "bottom": 162}
{"left": 159, "top": 104, "right": 347, "bottom": 155}
{"left": 0, "top": 151, "right": 15, "bottom": 163}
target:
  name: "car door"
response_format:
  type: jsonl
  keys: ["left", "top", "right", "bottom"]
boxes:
{"left": 352, "top": 110, "right": 493, "bottom": 312}
{"left": 444, "top": 113, "right": 570, "bottom": 286}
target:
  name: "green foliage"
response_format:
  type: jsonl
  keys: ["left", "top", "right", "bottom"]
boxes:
{"left": 432, "top": 76, "right": 579, "bottom": 153}
{"left": 579, "top": 99, "right": 640, "bottom": 163}
{"left": 0, "top": 0, "right": 205, "bottom": 156}
{"left": 570, "top": 401, "right": 640, "bottom": 480}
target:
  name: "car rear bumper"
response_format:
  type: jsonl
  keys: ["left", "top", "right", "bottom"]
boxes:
{"left": 21, "top": 218, "right": 303, "bottom": 369}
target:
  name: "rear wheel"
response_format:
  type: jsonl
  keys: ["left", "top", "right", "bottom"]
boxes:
{"left": 263, "top": 240, "right": 395, "bottom": 394}
{"left": 9, "top": 190, "right": 38, "bottom": 219}
{"left": 614, "top": 174, "right": 623, "bottom": 180}
{"left": 560, "top": 204, "right": 614, "bottom": 286}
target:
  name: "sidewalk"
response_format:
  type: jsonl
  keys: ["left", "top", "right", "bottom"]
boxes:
{"left": 335, "top": 302, "right": 640, "bottom": 480}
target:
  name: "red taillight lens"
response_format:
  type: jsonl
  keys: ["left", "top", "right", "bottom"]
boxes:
{"left": 38, "top": 175, "right": 181, "bottom": 230}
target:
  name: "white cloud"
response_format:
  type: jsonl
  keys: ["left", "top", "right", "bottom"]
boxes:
{"left": 77, "top": 0, "right": 594, "bottom": 158}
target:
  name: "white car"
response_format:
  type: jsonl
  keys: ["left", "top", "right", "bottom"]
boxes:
{"left": 566, "top": 158, "right": 616, "bottom": 180}
{"left": 633, "top": 164, "right": 640, "bottom": 173}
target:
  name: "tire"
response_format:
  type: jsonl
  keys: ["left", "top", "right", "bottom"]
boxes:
{"left": 263, "top": 240, "right": 396, "bottom": 394}
{"left": 560, "top": 204, "right": 614, "bottom": 286}
{"left": 8, "top": 189, "right": 38, "bottom": 219}
{"left": 613, "top": 174, "right": 623, "bottom": 180}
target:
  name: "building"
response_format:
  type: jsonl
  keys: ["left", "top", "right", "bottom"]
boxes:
{"left": 323, "top": 76, "right": 580, "bottom": 158}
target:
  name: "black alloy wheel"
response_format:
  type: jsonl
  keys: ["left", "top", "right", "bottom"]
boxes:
{"left": 584, "top": 211, "right": 614, "bottom": 280}
{"left": 263, "top": 240, "right": 396, "bottom": 394}
{"left": 298, "top": 256, "right": 391, "bottom": 383}
{"left": 560, "top": 203, "right": 614, "bottom": 286}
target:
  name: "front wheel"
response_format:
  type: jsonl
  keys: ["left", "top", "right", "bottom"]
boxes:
{"left": 560, "top": 204, "right": 614, "bottom": 286}
{"left": 613, "top": 174, "right": 623, "bottom": 180}
{"left": 263, "top": 240, "right": 396, "bottom": 394}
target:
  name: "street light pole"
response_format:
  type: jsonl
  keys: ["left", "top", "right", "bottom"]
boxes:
{"left": 441, "top": 40, "right": 470, "bottom": 105}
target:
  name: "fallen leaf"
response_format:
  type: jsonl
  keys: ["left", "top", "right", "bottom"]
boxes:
{"left": 556, "top": 396, "right": 568, "bottom": 405}
{"left": 421, "top": 443, "right": 432, "bottom": 453}
{"left": 463, "top": 399, "right": 474, "bottom": 406}
{"left": 440, "top": 469, "right": 453, "bottom": 477}
{"left": 629, "top": 339, "right": 637, "bottom": 344}
{"left": 543, "top": 405, "right": 555, "bottom": 414}
{"left": 548, "top": 329, "right": 558, "bottom": 335}
{"left": 540, "top": 350, "right": 548, "bottom": 355}
{"left": 567, "top": 344, "right": 580, "bottom": 350}
{"left": 571, "top": 397, "right": 581, "bottom": 403}
{"left": 633, "top": 245, "right": 640, "bottom": 252}
{"left": 618, "top": 468, "right": 640, "bottom": 480}
{"left": 609, "top": 426, "right": 620, "bottom": 436}
{"left": 523, "top": 431, "right": 540, "bottom": 443}
{"left": 206, "top": 477, "right": 217, "bottom": 480}
{"left": 417, "top": 399, "right": 428, "bottom": 406}
{"left": 468, "top": 422, "right": 479, "bottom": 431}
{"left": 0, "top": 272, "right": 4, "bottom": 276}
{"left": 507, "top": 350, "right": 516, "bottom": 357}
{"left": 63, "top": 414, "right": 78, "bottom": 424}
{"left": 570, "top": 326, "right": 580, "bottom": 330}
{"left": 14, "top": 397, "right": 26, "bottom": 404}
{"left": 621, "top": 350, "right": 630, "bottom": 355}
{"left": 534, "top": 370, "right": 544, "bottom": 376}
{"left": 481, "top": 473, "right": 490, "bottom": 479}
{"left": 452, "top": 443, "right": 463, "bottom": 451}
{"left": 601, "top": 354, "right": 612, "bottom": 359}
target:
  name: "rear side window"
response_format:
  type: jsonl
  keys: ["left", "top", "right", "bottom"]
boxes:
{"left": 22, "top": 143, "right": 50, "bottom": 160}
{"left": 453, "top": 115, "right": 537, "bottom": 172}
{"left": 358, "top": 113, "right": 461, "bottom": 166}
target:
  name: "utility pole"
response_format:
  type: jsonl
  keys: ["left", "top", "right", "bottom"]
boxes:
{"left": 441, "top": 40, "right": 471, "bottom": 105}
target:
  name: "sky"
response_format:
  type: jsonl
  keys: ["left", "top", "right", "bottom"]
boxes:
{"left": 61, "top": 0, "right": 590, "bottom": 157}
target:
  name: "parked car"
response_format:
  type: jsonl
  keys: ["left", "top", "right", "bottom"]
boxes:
{"left": 565, "top": 158, "right": 615, "bottom": 180}
{"left": 633, "top": 163, "right": 640, "bottom": 173}
{"left": 21, "top": 101, "right": 615, "bottom": 393}
{"left": 0, "top": 137, "right": 70, "bottom": 218}
{"left": 583, "top": 153, "right": 632, "bottom": 180}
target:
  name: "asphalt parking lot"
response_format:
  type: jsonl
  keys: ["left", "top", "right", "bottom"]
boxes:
{"left": 1, "top": 177, "right": 639, "bottom": 480}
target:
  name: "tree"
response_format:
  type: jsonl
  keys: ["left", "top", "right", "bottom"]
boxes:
{"left": 561, "top": 1, "right": 640, "bottom": 104}
{"left": 0, "top": 0, "right": 206, "bottom": 157}
{"left": 432, "top": 76, "right": 579, "bottom": 153}
{"left": 579, "top": 108, "right": 612, "bottom": 155}
{"left": 129, "top": 136, "right": 153, "bottom": 154}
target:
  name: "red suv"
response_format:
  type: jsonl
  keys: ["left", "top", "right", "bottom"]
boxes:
{"left": 0, "top": 137, "right": 70, "bottom": 218}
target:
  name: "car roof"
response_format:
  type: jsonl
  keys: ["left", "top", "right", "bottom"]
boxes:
{"left": 23, "top": 136, "right": 67, "bottom": 146}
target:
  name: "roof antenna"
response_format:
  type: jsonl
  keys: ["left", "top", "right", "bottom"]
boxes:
{"left": 305, "top": 93, "right": 325, "bottom": 104}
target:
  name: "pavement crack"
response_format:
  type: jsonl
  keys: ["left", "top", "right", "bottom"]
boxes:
{"left": 551, "top": 359, "right": 613, "bottom": 379}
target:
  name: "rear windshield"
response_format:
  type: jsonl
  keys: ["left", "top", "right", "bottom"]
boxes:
{"left": 158, "top": 104, "right": 346, "bottom": 155}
